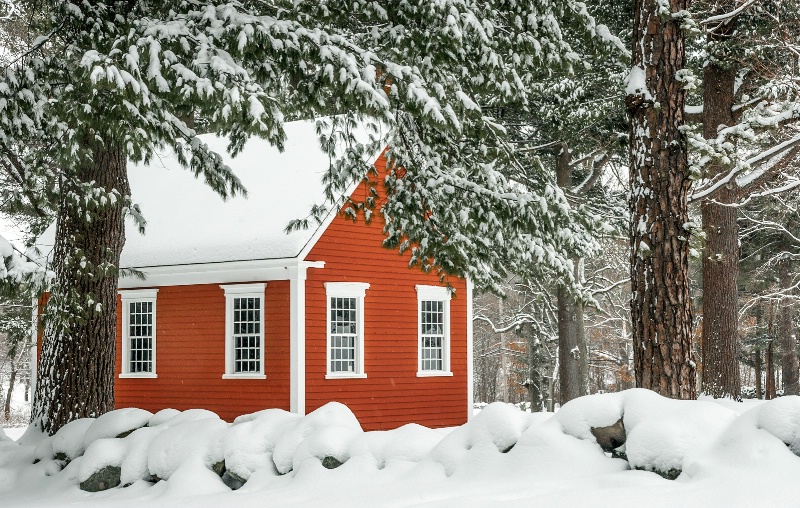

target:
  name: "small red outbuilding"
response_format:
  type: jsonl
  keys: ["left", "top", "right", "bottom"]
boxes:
{"left": 60, "top": 119, "right": 474, "bottom": 430}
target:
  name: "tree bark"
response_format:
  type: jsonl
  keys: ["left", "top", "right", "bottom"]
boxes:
{"left": 32, "top": 136, "right": 129, "bottom": 435}
{"left": 3, "top": 364, "right": 15, "bottom": 421}
{"left": 766, "top": 302, "right": 776, "bottom": 399}
{"left": 627, "top": 0, "right": 696, "bottom": 399}
{"left": 754, "top": 348, "right": 762, "bottom": 399}
{"left": 700, "top": 60, "right": 741, "bottom": 399}
{"left": 766, "top": 342, "right": 776, "bottom": 399}
{"left": 778, "top": 258, "right": 799, "bottom": 395}
{"left": 557, "top": 285, "right": 584, "bottom": 403}
{"left": 555, "top": 144, "right": 588, "bottom": 404}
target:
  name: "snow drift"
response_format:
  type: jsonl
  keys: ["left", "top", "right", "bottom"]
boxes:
{"left": 2, "top": 389, "right": 800, "bottom": 507}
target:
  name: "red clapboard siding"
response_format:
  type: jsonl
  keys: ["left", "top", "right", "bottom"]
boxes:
{"left": 304, "top": 153, "right": 469, "bottom": 430}
{"left": 115, "top": 281, "right": 291, "bottom": 421}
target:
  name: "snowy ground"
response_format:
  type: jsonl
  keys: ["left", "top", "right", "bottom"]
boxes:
{"left": 2, "top": 390, "right": 800, "bottom": 507}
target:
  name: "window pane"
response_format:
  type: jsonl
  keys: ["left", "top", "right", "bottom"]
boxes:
{"left": 329, "top": 296, "right": 358, "bottom": 373}
{"left": 233, "top": 296, "right": 262, "bottom": 373}
{"left": 128, "top": 300, "right": 154, "bottom": 373}
{"left": 420, "top": 300, "right": 445, "bottom": 371}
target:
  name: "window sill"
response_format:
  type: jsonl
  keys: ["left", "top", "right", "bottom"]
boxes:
{"left": 222, "top": 374, "right": 266, "bottom": 380}
{"left": 119, "top": 373, "right": 158, "bottom": 379}
{"left": 325, "top": 373, "right": 368, "bottom": 380}
{"left": 416, "top": 371, "right": 453, "bottom": 378}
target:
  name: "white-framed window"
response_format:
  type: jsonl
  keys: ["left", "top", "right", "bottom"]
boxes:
{"left": 221, "top": 283, "right": 266, "bottom": 379}
{"left": 325, "top": 282, "right": 369, "bottom": 379}
{"left": 416, "top": 285, "right": 453, "bottom": 377}
{"left": 119, "top": 289, "right": 158, "bottom": 378}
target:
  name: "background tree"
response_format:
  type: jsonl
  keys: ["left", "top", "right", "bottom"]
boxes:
{"left": 0, "top": 234, "right": 47, "bottom": 423}
{"left": 469, "top": 0, "right": 630, "bottom": 404}
{"left": 739, "top": 191, "right": 800, "bottom": 395}
{"left": 0, "top": 283, "right": 33, "bottom": 422}
{"left": 686, "top": 0, "right": 800, "bottom": 399}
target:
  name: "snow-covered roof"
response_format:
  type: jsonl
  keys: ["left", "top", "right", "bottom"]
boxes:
{"left": 39, "top": 119, "right": 371, "bottom": 270}
{"left": 122, "top": 120, "right": 338, "bottom": 268}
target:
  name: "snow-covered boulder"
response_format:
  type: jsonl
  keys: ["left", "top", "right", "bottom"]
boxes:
{"left": 81, "top": 408, "right": 153, "bottom": 450}
{"left": 292, "top": 423, "right": 362, "bottom": 470}
{"left": 120, "top": 426, "right": 165, "bottom": 485}
{"left": 147, "top": 417, "right": 229, "bottom": 481}
{"left": 52, "top": 418, "right": 95, "bottom": 461}
{"left": 621, "top": 390, "right": 736, "bottom": 477}
{"left": 78, "top": 438, "right": 127, "bottom": 491}
{"left": 78, "top": 422, "right": 171, "bottom": 491}
{"left": 749, "top": 396, "right": 800, "bottom": 454}
{"left": 223, "top": 408, "right": 300, "bottom": 483}
{"left": 555, "top": 389, "right": 737, "bottom": 478}
{"left": 153, "top": 409, "right": 219, "bottom": 429}
{"left": 349, "top": 423, "right": 450, "bottom": 469}
{"left": 147, "top": 408, "right": 182, "bottom": 427}
{"left": 555, "top": 391, "right": 627, "bottom": 442}
{"left": 33, "top": 436, "right": 54, "bottom": 463}
{"left": 272, "top": 402, "right": 362, "bottom": 474}
{"left": 429, "top": 402, "right": 533, "bottom": 476}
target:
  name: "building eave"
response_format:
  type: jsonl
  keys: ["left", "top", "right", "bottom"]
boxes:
{"left": 119, "top": 257, "right": 325, "bottom": 288}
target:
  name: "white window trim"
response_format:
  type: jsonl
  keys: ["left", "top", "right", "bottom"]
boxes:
{"left": 221, "top": 283, "right": 267, "bottom": 380}
{"left": 324, "top": 282, "right": 369, "bottom": 379}
{"left": 119, "top": 289, "right": 159, "bottom": 379}
{"left": 416, "top": 285, "right": 452, "bottom": 377}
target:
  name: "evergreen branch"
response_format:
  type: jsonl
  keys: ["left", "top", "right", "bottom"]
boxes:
{"left": 689, "top": 135, "right": 800, "bottom": 203}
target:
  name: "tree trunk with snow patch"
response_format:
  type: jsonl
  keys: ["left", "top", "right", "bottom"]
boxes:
{"left": 32, "top": 136, "right": 128, "bottom": 435}
{"left": 626, "top": 0, "right": 696, "bottom": 399}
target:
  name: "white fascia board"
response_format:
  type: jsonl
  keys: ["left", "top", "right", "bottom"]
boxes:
{"left": 118, "top": 258, "right": 324, "bottom": 288}
{"left": 297, "top": 147, "right": 385, "bottom": 262}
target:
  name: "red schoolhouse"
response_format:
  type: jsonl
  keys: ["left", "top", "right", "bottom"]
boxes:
{"left": 36, "top": 120, "right": 473, "bottom": 430}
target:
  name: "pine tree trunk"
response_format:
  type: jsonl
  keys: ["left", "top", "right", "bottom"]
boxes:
{"left": 779, "top": 258, "right": 799, "bottom": 395}
{"left": 700, "top": 61, "right": 740, "bottom": 399}
{"left": 557, "top": 285, "right": 583, "bottom": 403}
{"left": 766, "top": 340, "right": 775, "bottom": 399}
{"left": 555, "top": 144, "right": 587, "bottom": 404}
{"left": 32, "top": 137, "right": 129, "bottom": 435}
{"left": 576, "top": 298, "right": 588, "bottom": 394}
{"left": 3, "top": 365, "right": 15, "bottom": 421}
{"left": 754, "top": 348, "right": 762, "bottom": 399}
{"left": 626, "top": 0, "right": 696, "bottom": 399}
